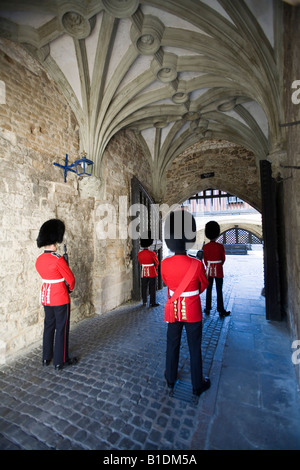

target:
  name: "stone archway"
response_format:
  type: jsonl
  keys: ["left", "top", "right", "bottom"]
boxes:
{"left": 163, "top": 140, "right": 261, "bottom": 211}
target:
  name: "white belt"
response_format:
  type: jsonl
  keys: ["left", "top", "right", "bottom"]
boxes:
{"left": 206, "top": 260, "right": 222, "bottom": 275}
{"left": 142, "top": 264, "right": 154, "bottom": 267}
{"left": 169, "top": 289, "right": 199, "bottom": 297}
{"left": 42, "top": 278, "right": 65, "bottom": 284}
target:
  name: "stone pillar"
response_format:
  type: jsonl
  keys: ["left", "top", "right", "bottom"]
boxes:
{"left": 282, "top": 3, "right": 300, "bottom": 381}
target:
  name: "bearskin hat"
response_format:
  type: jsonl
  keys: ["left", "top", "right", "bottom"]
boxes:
{"left": 36, "top": 219, "right": 65, "bottom": 248}
{"left": 140, "top": 230, "right": 153, "bottom": 248}
{"left": 205, "top": 220, "right": 220, "bottom": 241}
{"left": 164, "top": 209, "right": 196, "bottom": 253}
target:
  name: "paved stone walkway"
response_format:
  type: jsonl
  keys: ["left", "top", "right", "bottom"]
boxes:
{"left": 1, "top": 252, "right": 300, "bottom": 451}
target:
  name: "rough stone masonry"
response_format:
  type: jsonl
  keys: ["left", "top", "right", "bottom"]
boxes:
{"left": 0, "top": 40, "right": 151, "bottom": 364}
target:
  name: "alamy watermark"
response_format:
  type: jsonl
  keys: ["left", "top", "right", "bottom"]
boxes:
{"left": 0, "top": 80, "right": 5, "bottom": 104}
{"left": 0, "top": 339, "right": 6, "bottom": 365}
{"left": 291, "top": 340, "right": 300, "bottom": 365}
{"left": 291, "top": 80, "right": 300, "bottom": 105}
{"left": 95, "top": 197, "right": 195, "bottom": 241}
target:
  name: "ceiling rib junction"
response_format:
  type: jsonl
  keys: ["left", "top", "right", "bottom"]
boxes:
{"left": 0, "top": 0, "right": 284, "bottom": 199}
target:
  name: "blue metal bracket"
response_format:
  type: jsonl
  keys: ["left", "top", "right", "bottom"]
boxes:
{"left": 53, "top": 154, "right": 76, "bottom": 183}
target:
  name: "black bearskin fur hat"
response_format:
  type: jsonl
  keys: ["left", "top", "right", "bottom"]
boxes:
{"left": 164, "top": 209, "right": 196, "bottom": 253}
{"left": 36, "top": 219, "right": 65, "bottom": 248}
{"left": 140, "top": 230, "right": 153, "bottom": 248}
{"left": 205, "top": 221, "right": 220, "bottom": 241}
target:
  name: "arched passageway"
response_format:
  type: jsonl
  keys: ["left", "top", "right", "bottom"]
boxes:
{"left": 161, "top": 135, "right": 282, "bottom": 323}
{"left": 161, "top": 182, "right": 276, "bottom": 321}
{"left": 0, "top": 0, "right": 298, "bottom": 378}
{"left": 0, "top": 5, "right": 300, "bottom": 449}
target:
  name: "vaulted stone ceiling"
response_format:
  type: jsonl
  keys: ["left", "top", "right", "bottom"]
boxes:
{"left": 0, "top": 0, "right": 287, "bottom": 201}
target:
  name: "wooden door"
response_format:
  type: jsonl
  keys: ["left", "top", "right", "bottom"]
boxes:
{"left": 131, "top": 177, "right": 162, "bottom": 300}
{"left": 260, "top": 160, "right": 282, "bottom": 320}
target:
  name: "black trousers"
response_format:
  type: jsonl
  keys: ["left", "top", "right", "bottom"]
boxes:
{"left": 141, "top": 277, "right": 156, "bottom": 305}
{"left": 206, "top": 277, "right": 224, "bottom": 312}
{"left": 43, "top": 303, "right": 70, "bottom": 366}
{"left": 165, "top": 321, "right": 203, "bottom": 394}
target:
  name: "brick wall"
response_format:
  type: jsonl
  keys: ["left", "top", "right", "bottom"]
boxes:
{"left": 0, "top": 41, "right": 93, "bottom": 362}
{"left": 0, "top": 40, "right": 151, "bottom": 363}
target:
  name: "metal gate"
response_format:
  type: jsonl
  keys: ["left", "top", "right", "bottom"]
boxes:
{"left": 217, "top": 228, "right": 262, "bottom": 245}
{"left": 131, "top": 176, "right": 162, "bottom": 300}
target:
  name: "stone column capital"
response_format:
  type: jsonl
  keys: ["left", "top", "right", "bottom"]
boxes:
{"left": 267, "top": 147, "right": 288, "bottom": 181}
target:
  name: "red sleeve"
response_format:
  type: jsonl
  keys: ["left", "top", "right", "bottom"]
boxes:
{"left": 57, "top": 257, "right": 75, "bottom": 291}
{"left": 198, "top": 260, "right": 209, "bottom": 293}
{"left": 221, "top": 244, "right": 226, "bottom": 264}
{"left": 203, "top": 245, "right": 208, "bottom": 266}
{"left": 152, "top": 252, "right": 159, "bottom": 268}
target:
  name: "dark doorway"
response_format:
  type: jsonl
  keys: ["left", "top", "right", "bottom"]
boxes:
{"left": 260, "top": 160, "right": 282, "bottom": 321}
{"left": 131, "top": 176, "right": 163, "bottom": 301}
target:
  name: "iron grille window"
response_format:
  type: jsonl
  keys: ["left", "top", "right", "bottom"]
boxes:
{"left": 217, "top": 228, "right": 261, "bottom": 245}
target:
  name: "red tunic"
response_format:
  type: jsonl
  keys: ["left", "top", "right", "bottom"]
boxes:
{"left": 161, "top": 255, "right": 208, "bottom": 322}
{"left": 35, "top": 251, "right": 75, "bottom": 306}
{"left": 203, "top": 242, "right": 226, "bottom": 278}
{"left": 138, "top": 249, "right": 159, "bottom": 277}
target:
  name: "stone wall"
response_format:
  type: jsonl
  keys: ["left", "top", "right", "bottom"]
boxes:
{"left": 0, "top": 41, "right": 152, "bottom": 364}
{"left": 92, "top": 129, "right": 153, "bottom": 314}
{"left": 163, "top": 140, "right": 261, "bottom": 211}
{"left": 282, "top": 4, "right": 300, "bottom": 380}
{"left": 0, "top": 41, "right": 94, "bottom": 363}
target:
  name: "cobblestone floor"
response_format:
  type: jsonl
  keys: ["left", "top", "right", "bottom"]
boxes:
{"left": 0, "top": 257, "right": 236, "bottom": 451}
{"left": 0, "top": 288, "right": 231, "bottom": 451}
{"left": 2, "top": 251, "right": 298, "bottom": 452}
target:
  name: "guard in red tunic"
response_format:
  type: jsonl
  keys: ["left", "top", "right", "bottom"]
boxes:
{"left": 161, "top": 210, "right": 210, "bottom": 400}
{"left": 202, "top": 221, "right": 230, "bottom": 317}
{"left": 138, "top": 232, "right": 160, "bottom": 307}
{"left": 35, "top": 219, "right": 78, "bottom": 370}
